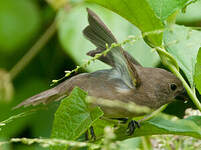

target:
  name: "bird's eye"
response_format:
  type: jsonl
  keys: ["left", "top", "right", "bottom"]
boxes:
{"left": 170, "top": 83, "right": 177, "bottom": 91}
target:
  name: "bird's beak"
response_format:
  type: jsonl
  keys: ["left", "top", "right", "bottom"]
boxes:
{"left": 175, "top": 89, "right": 189, "bottom": 103}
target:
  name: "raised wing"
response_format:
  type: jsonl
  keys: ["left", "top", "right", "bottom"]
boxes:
{"left": 83, "top": 8, "right": 141, "bottom": 88}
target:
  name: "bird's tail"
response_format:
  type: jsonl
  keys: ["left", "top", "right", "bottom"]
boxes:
{"left": 13, "top": 85, "right": 67, "bottom": 110}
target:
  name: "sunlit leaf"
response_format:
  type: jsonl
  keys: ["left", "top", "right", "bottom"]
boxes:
{"left": 87, "top": 0, "right": 164, "bottom": 46}
{"left": 147, "top": 0, "right": 190, "bottom": 21}
{"left": 176, "top": 0, "right": 201, "bottom": 25}
{"left": 194, "top": 47, "right": 201, "bottom": 94}
{"left": 117, "top": 137, "right": 143, "bottom": 150}
{"left": 164, "top": 25, "right": 201, "bottom": 87}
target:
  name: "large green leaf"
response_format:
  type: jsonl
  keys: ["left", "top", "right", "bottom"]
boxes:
{"left": 147, "top": 0, "right": 190, "bottom": 21}
{"left": 51, "top": 87, "right": 103, "bottom": 150}
{"left": 194, "top": 48, "right": 201, "bottom": 94}
{"left": 0, "top": 0, "right": 40, "bottom": 52}
{"left": 117, "top": 137, "right": 143, "bottom": 150}
{"left": 57, "top": 4, "right": 160, "bottom": 72}
{"left": 164, "top": 25, "right": 201, "bottom": 87}
{"left": 115, "top": 115, "right": 201, "bottom": 140}
{"left": 87, "top": 0, "right": 164, "bottom": 46}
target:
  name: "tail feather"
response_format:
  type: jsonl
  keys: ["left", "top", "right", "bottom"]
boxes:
{"left": 13, "top": 87, "right": 65, "bottom": 110}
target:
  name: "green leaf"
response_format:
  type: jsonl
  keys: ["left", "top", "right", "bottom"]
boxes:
{"left": 57, "top": 4, "right": 160, "bottom": 72}
{"left": 92, "top": 117, "right": 114, "bottom": 139}
{"left": 147, "top": 0, "right": 190, "bottom": 21}
{"left": 0, "top": 0, "right": 40, "bottom": 52}
{"left": 51, "top": 87, "right": 103, "bottom": 150}
{"left": 185, "top": 115, "right": 201, "bottom": 127}
{"left": 164, "top": 25, "right": 201, "bottom": 87}
{"left": 194, "top": 48, "right": 201, "bottom": 94}
{"left": 117, "top": 137, "right": 143, "bottom": 150}
{"left": 87, "top": 0, "right": 164, "bottom": 46}
{"left": 115, "top": 115, "right": 201, "bottom": 140}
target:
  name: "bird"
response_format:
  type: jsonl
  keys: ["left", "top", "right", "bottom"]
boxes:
{"left": 14, "top": 8, "right": 186, "bottom": 135}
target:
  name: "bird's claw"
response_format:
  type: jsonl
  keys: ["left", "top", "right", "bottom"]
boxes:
{"left": 127, "top": 120, "right": 140, "bottom": 135}
{"left": 90, "top": 126, "right": 96, "bottom": 141}
{"left": 85, "top": 126, "right": 96, "bottom": 141}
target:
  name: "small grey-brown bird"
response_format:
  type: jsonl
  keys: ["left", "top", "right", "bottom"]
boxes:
{"left": 14, "top": 8, "right": 186, "bottom": 134}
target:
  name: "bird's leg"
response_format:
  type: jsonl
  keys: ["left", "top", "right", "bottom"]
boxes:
{"left": 111, "top": 118, "right": 140, "bottom": 135}
{"left": 85, "top": 126, "right": 96, "bottom": 141}
{"left": 127, "top": 120, "right": 140, "bottom": 135}
{"left": 90, "top": 126, "right": 96, "bottom": 140}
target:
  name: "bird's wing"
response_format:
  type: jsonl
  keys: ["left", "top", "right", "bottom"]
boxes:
{"left": 83, "top": 8, "right": 141, "bottom": 88}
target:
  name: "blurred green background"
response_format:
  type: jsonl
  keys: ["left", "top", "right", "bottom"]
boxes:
{"left": 0, "top": 0, "right": 201, "bottom": 149}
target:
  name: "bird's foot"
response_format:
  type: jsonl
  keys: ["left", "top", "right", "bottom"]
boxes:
{"left": 85, "top": 126, "right": 96, "bottom": 141}
{"left": 111, "top": 118, "right": 140, "bottom": 135}
{"left": 127, "top": 120, "right": 140, "bottom": 135}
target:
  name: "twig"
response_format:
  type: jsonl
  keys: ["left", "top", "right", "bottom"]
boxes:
{"left": 0, "top": 138, "right": 99, "bottom": 149}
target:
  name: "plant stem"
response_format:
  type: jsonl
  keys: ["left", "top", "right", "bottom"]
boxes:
{"left": 142, "top": 136, "right": 152, "bottom": 150}
{"left": 9, "top": 19, "right": 57, "bottom": 80}
{"left": 169, "top": 65, "right": 201, "bottom": 111}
